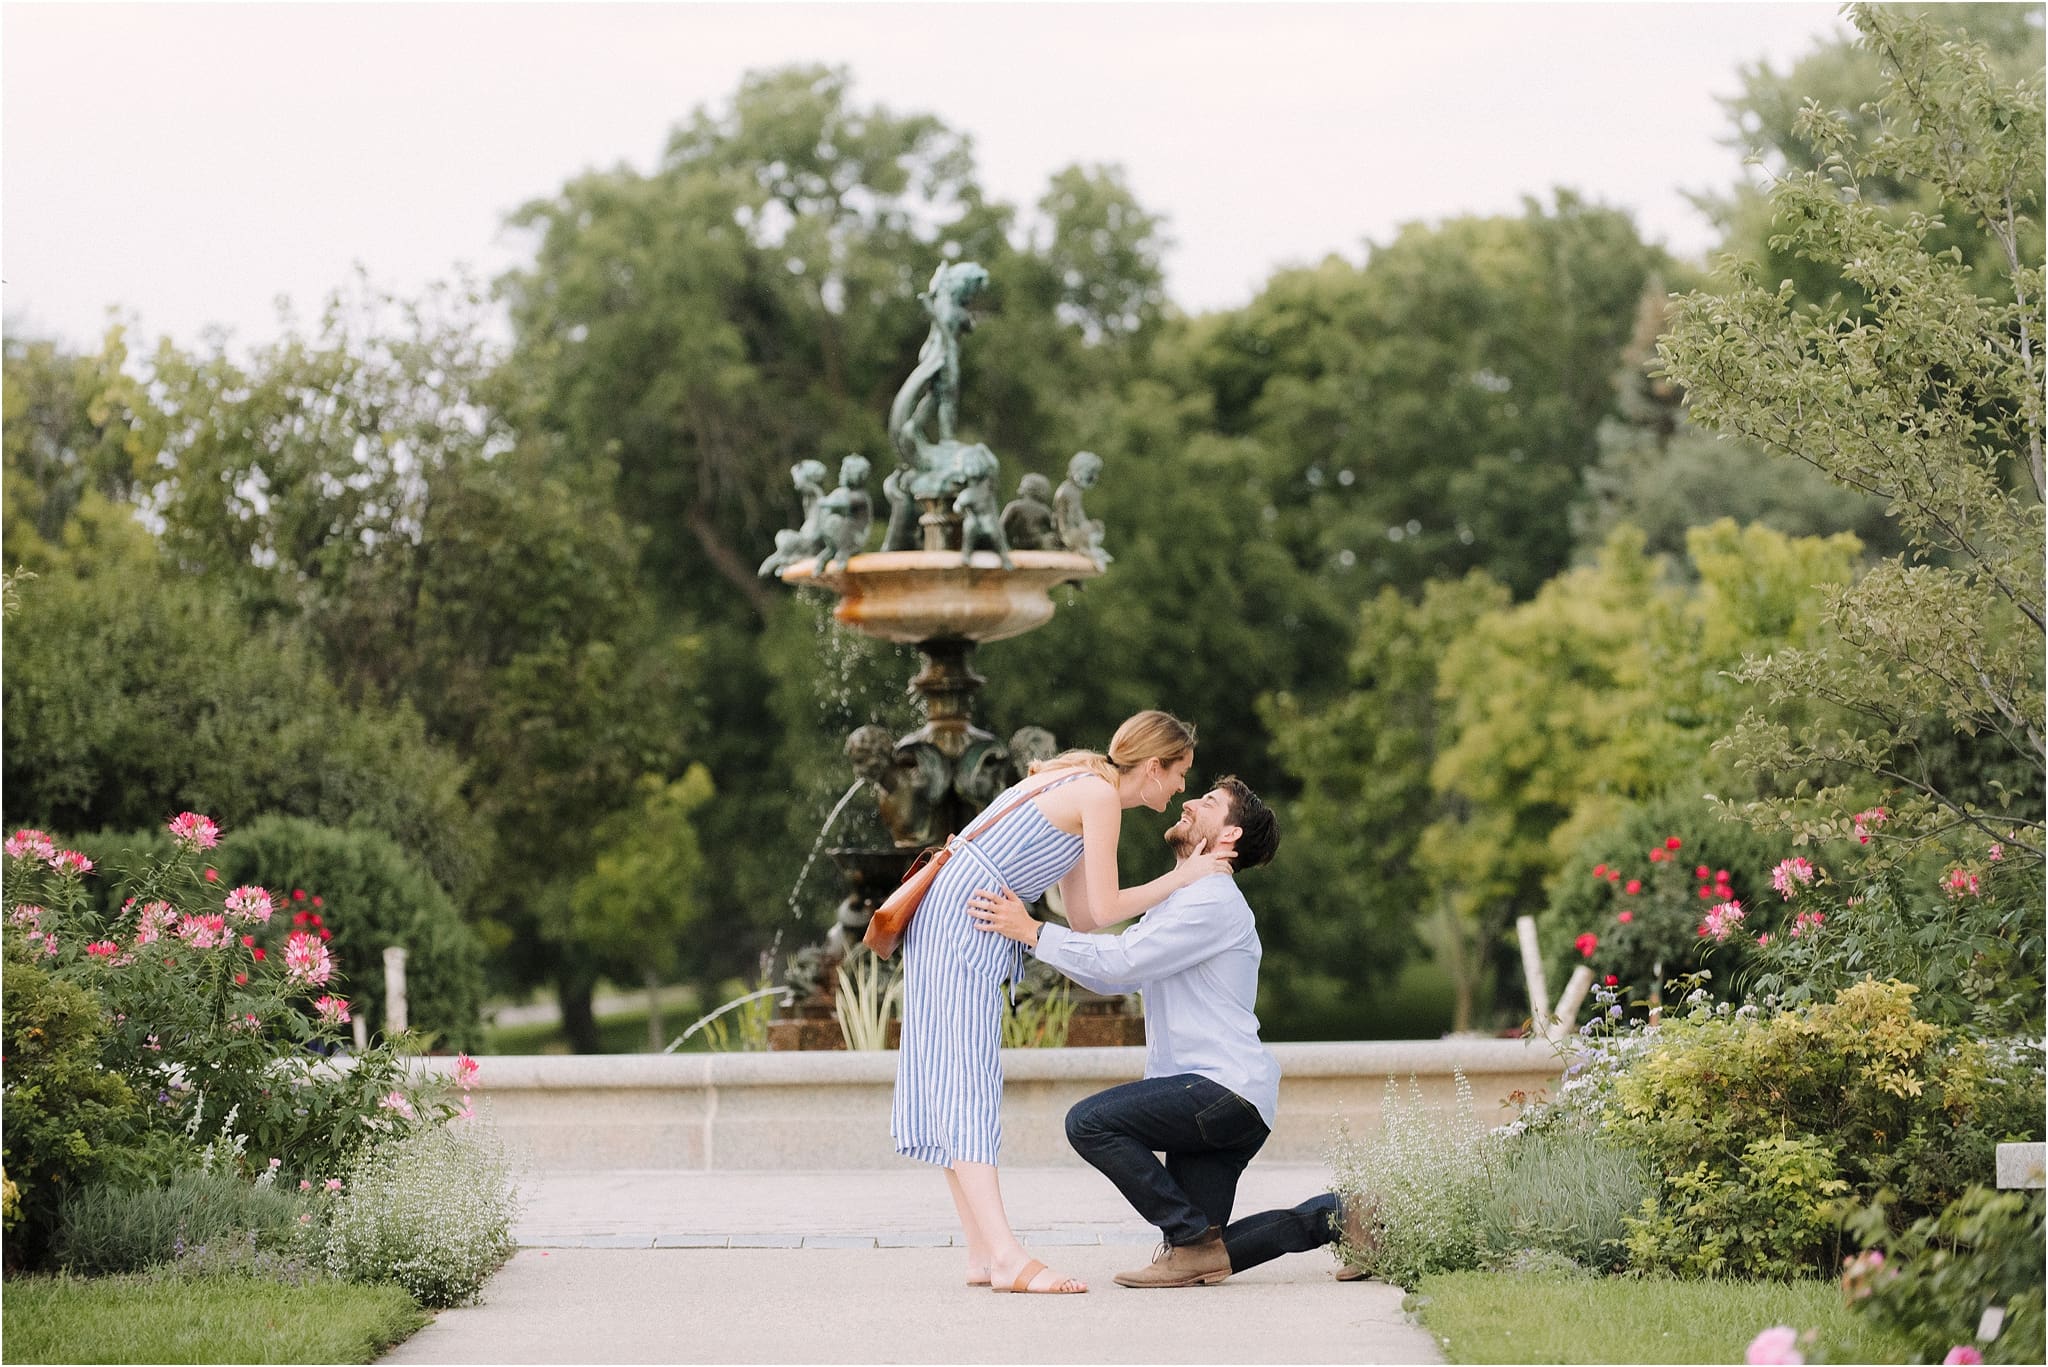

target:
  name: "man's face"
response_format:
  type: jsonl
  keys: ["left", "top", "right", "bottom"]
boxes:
{"left": 1165, "top": 787, "right": 1236, "bottom": 858}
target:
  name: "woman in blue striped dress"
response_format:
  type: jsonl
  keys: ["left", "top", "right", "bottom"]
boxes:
{"left": 892, "top": 710, "right": 1236, "bottom": 1294}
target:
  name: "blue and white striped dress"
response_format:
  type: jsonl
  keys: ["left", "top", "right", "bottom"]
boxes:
{"left": 892, "top": 773, "right": 1088, "bottom": 1166}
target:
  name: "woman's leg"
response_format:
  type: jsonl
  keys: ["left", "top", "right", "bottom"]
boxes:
{"left": 952, "top": 1160, "right": 1087, "bottom": 1292}
{"left": 944, "top": 1167, "right": 995, "bottom": 1283}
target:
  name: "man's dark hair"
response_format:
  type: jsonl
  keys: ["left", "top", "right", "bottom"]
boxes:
{"left": 1215, "top": 775, "right": 1279, "bottom": 870}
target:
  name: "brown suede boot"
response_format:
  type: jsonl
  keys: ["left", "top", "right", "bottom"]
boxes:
{"left": 1113, "top": 1228, "right": 1232, "bottom": 1288}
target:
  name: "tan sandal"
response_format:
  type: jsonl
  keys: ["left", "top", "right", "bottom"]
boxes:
{"left": 992, "top": 1258, "right": 1086, "bottom": 1294}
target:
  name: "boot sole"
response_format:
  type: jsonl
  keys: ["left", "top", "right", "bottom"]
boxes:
{"left": 1112, "top": 1270, "right": 1231, "bottom": 1288}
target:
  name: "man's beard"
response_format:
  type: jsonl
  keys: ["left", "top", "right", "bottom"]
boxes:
{"left": 1165, "top": 822, "right": 1197, "bottom": 857}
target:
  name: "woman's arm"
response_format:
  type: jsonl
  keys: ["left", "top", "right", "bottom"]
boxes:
{"left": 1065, "top": 782, "right": 1231, "bottom": 932}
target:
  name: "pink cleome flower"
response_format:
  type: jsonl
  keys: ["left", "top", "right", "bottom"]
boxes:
{"left": 9, "top": 904, "right": 44, "bottom": 932}
{"left": 85, "top": 940, "right": 120, "bottom": 958}
{"left": 1852, "top": 807, "right": 1888, "bottom": 844}
{"left": 48, "top": 850, "right": 95, "bottom": 876}
{"left": 326, "top": 1178, "right": 344, "bottom": 1192}
{"left": 1745, "top": 1326, "right": 1804, "bottom": 1366}
{"left": 314, "top": 995, "right": 352, "bottom": 1027}
{"left": 176, "top": 914, "right": 229, "bottom": 949}
{"left": 455, "top": 1053, "right": 480, "bottom": 1090}
{"left": 132, "top": 901, "right": 177, "bottom": 946}
{"left": 1770, "top": 857, "right": 1817, "bottom": 901}
{"left": 1789, "top": 910, "right": 1827, "bottom": 938}
{"left": 166, "top": 812, "right": 221, "bottom": 850}
{"left": 284, "top": 931, "right": 333, "bottom": 987}
{"left": 4, "top": 829, "right": 56, "bottom": 862}
{"left": 1943, "top": 868, "right": 1982, "bottom": 899}
{"left": 378, "top": 1091, "right": 417, "bottom": 1121}
{"left": 1699, "top": 900, "right": 1746, "bottom": 942}
{"left": 1942, "top": 1347, "right": 1984, "bottom": 1365}
{"left": 224, "top": 886, "right": 275, "bottom": 925}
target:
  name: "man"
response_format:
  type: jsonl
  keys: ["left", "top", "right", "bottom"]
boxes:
{"left": 967, "top": 776, "right": 1368, "bottom": 1288}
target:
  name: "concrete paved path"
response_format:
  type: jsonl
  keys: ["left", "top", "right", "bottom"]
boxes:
{"left": 381, "top": 1164, "right": 1444, "bottom": 1364}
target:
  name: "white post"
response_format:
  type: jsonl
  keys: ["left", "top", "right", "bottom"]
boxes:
{"left": 383, "top": 945, "right": 409, "bottom": 1036}
{"left": 1516, "top": 916, "right": 1552, "bottom": 1037}
{"left": 1551, "top": 965, "right": 1596, "bottom": 1041}
{"left": 351, "top": 1014, "right": 368, "bottom": 1052}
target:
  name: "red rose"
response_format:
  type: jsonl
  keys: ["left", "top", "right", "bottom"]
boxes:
{"left": 252, "top": 947, "right": 266, "bottom": 961}
{"left": 1593, "top": 864, "right": 1608, "bottom": 877}
{"left": 1695, "top": 865, "right": 1710, "bottom": 879}
{"left": 292, "top": 890, "right": 307, "bottom": 902}
{"left": 1665, "top": 836, "right": 1683, "bottom": 850}
{"left": 1618, "top": 910, "right": 1633, "bottom": 924}
{"left": 1574, "top": 932, "right": 1598, "bottom": 958}
{"left": 1604, "top": 974, "right": 1618, "bottom": 987}
{"left": 1625, "top": 880, "right": 1642, "bottom": 895}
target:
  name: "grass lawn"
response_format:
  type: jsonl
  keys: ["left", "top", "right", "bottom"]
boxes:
{"left": 1410, "top": 1270, "right": 1916, "bottom": 1364}
{"left": 2, "top": 1271, "right": 428, "bottom": 1364}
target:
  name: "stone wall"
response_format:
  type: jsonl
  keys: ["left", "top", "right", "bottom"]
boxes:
{"left": 421, "top": 1039, "right": 1567, "bottom": 1171}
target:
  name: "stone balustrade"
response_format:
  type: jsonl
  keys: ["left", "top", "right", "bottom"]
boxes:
{"left": 417, "top": 1038, "right": 1568, "bottom": 1171}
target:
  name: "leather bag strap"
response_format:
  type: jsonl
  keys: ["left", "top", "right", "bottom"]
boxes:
{"left": 954, "top": 772, "right": 1087, "bottom": 848}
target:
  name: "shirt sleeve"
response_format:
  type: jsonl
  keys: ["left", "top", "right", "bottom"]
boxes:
{"left": 1034, "top": 881, "right": 1239, "bottom": 987}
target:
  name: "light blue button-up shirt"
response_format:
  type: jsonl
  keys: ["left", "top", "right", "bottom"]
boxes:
{"left": 1032, "top": 874, "right": 1281, "bottom": 1129}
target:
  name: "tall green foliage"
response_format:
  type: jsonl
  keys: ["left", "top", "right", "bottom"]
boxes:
{"left": 1661, "top": 4, "right": 2043, "bottom": 886}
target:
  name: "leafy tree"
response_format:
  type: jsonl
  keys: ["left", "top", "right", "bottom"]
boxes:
{"left": 1573, "top": 276, "right": 1904, "bottom": 564}
{"left": 1700, "top": 2, "right": 2044, "bottom": 308}
{"left": 1262, "top": 573, "right": 1509, "bottom": 1036}
{"left": 1661, "top": 3, "right": 2044, "bottom": 872}
{"left": 569, "top": 765, "right": 715, "bottom": 1049}
{"left": 2, "top": 561, "right": 484, "bottom": 891}
{"left": 1172, "top": 192, "right": 1668, "bottom": 602}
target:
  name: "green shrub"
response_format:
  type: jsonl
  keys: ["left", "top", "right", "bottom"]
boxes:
{"left": 1840, "top": 1186, "right": 2046, "bottom": 1366}
{"left": 1328, "top": 1073, "right": 1488, "bottom": 1288}
{"left": 1474, "top": 1126, "right": 1650, "bottom": 1274}
{"left": 207, "top": 815, "right": 486, "bottom": 1051}
{"left": 0, "top": 955, "right": 152, "bottom": 1265}
{"left": 1621, "top": 1134, "right": 1849, "bottom": 1278}
{"left": 1605, "top": 979, "right": 2026, "bottom": 1276}
{"left": 323, "top": 1119, "right": 520, "bottom": 1308}
{"left": 53, "top": 1168, "right": 317, "bottom": 1275}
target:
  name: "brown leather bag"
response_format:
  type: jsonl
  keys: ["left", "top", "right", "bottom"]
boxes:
{"left": 861, "top": 784, "right": 1059, "bottom": 959}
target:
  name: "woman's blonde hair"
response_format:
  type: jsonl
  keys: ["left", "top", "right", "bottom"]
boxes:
{"left": 1030, "top": 710, "right": 1196, "bottom": 786}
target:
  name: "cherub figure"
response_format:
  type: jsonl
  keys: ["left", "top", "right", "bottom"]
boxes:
{"left": 951, "top": 444, "right": 1012, "bottom": 569}
{"left": 757, "top": 459, "right": 832, "bottom": 577}
{"left": 847, "top": 724, "right": 950, "bottom": 850}
{"left": 1055, "top": 450, "right": 1111, "bottom": 569}
{"left": 813, "top": 454, "right": 874, "bottom": 574}
{"left": 1000, "top": 472, "right": 1057, "bottom": 551}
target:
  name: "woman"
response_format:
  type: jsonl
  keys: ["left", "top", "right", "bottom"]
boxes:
{"left": 891, "top": 710, "right": 1233, "bottom": 1294}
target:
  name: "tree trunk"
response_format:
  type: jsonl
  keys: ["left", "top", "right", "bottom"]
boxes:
{"left": 1434, "top": 894, "right": 1474, "bottom": 1036}
{"left": 646, "top": 969, "right": 665, "bottom": 1053}
{"left": 557, "top": 970, "right": 602, "bottom": 1055}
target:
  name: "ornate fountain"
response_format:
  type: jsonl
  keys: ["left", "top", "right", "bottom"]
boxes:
{"left": 760, "top": 260, "right": 1136, "bottom": 1049}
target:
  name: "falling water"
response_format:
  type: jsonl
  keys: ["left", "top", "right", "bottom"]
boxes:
{"left": 787, "top": 778, "right": 868, "bottom": 921}
{"left": 663, "top": 984, "right": 796, "bottom": 1054}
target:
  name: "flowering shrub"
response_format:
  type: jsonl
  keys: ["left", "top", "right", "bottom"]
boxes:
{"left": 1836, "top": 1186, "right": 2045, "bottom": 1366}
{"left": 1543, "top": 797, "right": 1780, "bottom": 1011}
{"left": 1327, "top": 1073, "right": 1487, "bottom": 1288}
{"left": 1744, "top": 830, "right": 2041, "bottom": 1035}
{"left": 323, "top": 1115, "right": 521, "bottom": 1308}
{"left": 52, "top": 1166, "right": 326, "bottom": 1276}
{"left": 2, "top": 815, "right": 461, "bottom": 1256}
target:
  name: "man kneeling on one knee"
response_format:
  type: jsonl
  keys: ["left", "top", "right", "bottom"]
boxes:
{"left": 968, "top": 776, "right": 1368, "bottom": 1288}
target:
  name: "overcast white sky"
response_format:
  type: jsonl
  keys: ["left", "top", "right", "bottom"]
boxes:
{"left": 2, "top": 1, "right": 1852, "bottom": 354}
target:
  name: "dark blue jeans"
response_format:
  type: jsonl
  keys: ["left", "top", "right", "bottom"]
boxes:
{"left": 1065, "top": 1074, "right": 1342, "bottom": 1273}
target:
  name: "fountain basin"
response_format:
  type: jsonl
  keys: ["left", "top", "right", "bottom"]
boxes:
{"left": 780, "top": 550, "right": 1102, "bottom": 644}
